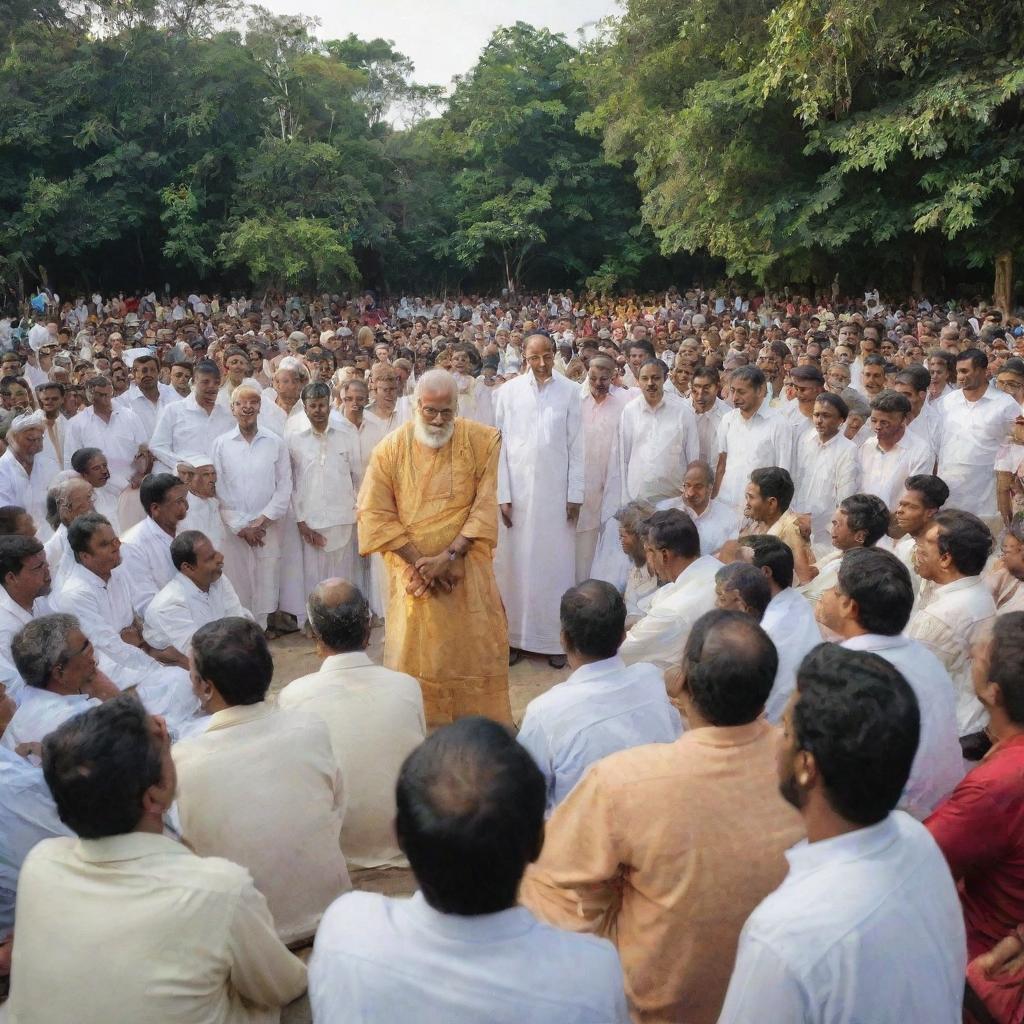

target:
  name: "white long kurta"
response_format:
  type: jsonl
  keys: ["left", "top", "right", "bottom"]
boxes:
{"left": 793, "top": 431, "right": 860, "bottom": 547}
{"left": 149, "top": 394, "right": 235, "bottom": 473}
{"left": 616, "top": 393, "right": 699, "bottom": 506}
{"left": 494, "top": 372, "right": 585, "bottom": 654}
{"left": 210, "top": 427, "right": 292, "bottom": 626}
{"left": 143, "top": 572, "right": 253, "bottom": 654}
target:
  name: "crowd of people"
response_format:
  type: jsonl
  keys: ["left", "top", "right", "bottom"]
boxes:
{"left": 1, "top": 282, "right": 1024, "bottom": 1022}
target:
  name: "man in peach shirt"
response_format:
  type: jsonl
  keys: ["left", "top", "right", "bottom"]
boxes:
{"left": 520, "top": 609, "right": 804, "bottom": 1024}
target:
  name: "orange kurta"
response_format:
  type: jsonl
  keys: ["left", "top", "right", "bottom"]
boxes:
{"left": 357, "top": 419, "right": 511, "bottom": 726}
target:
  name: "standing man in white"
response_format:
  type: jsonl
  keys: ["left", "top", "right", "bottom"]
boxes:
{"left": 494, "top": 333, "right": 585, "bottom": 669}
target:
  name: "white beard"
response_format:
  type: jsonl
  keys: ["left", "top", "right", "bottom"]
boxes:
{"left": 414, "top": 418, "right": 455, "bottom": 449}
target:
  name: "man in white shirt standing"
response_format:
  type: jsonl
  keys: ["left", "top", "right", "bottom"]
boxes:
{"left": 519, "top": 580, "right": 682, "bottom": 814}
{"left": 309, "top": 715, "right": 628, "bottom": 1024}
{"left": 893, "top": 364, "right": 942, "bottom": 464}
{"left": 718, "top": 642, "right": 965, "bottom": 1024}
{"left": 0, "top": 412, "right": 59, "bottom": 541}
{"left": 211, "top": 385, "right": 292, "bottom": 632}
{"left": 689, "top": 365, "right": 731, "bottom": 467}
{"left": 938, "top": 347, "right": 1021, "bottom": 530}
{"left": 817, "top": 547, "right": 964, "bottom": 818}
{"left": 143, "top": 531, "right": 252, "bottom": 667}
{"left": 858, "top": 390, "right": 933, "bottom": 509}
{"left": 118, "top": 353, "right": 177, "bottom": 437}
{"left": 287, "top": 382, "right": 362, "bottom": 629}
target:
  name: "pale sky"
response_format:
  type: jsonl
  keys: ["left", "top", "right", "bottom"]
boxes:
{"left": 260, "top": 0, "right": 619, "bottom": 90}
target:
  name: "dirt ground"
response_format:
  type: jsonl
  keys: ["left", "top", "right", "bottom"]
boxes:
{"left": 271, "top": 628, "right": 569, "bottom": 1023}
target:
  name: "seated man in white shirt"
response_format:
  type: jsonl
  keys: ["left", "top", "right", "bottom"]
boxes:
{"left": 656, "top": 459, "right": 737, "bottom": 555}
{"left": 42, "top": 474, "right": 94, "bottom": 592}
{"left": 143, "top": 531, "right": 253, "bottom": 669}
{"left": 1, "top": 613, "right": 119, "bottom": 752}
{"left": 817, "top": 547, "right": 963, "bottom": 818}
{"left": 172, "top": 617, "right": 348, "bottom": 946}
{"left": 718, "top": 644, "right": 966, "bottom": 1024}
{"left": 6, "top": 694, "right": 308, "bottom": 1023}
{"left": 279, "top": 579, "right": 425, "bottom": 871}
{"left": 518, "top": 580, "right": 682, "bottom": 814}
{"left": 119, "top": 472, "right": 189, "bottom": 617}
{"left": 309, "top": 716, "right": 629, "bottom": 1024}
{"left": 740, "top": 535, "right": 822, "bottom": 723}
{"left": 714, "top": 561, "right": 772, "bottom": 621}
{"left": 0, "top": 534, "right": 53, "bottom": 703}
{"left": 618, "top": 509, "right": 720, "bottom": 672}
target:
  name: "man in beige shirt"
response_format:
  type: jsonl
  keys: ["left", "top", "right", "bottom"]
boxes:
{"left": 521, "top": 610, "right": 804, "bottom": 1024}
{"left": 278, "top": 578, "right": 425, "bottom": 869}
{"left": 173, "top": 617, "right": 350, "bottom": 945}
{"left": 7, "top": 693, "right": 306, "bottom": 1024}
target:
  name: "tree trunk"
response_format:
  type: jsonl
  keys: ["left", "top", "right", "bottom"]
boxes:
{"left": 911, "top": 247, "right": 925, "bottom": 298}
{"left": 994, "top": 249, "right": 1013, "bottom": 316}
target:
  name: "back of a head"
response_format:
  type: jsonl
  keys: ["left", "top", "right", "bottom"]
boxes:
{"left": 560, "top": 580, "right": 626, "bottom": 661}
{"left": 839, "top": 493, "right": 890, "bottom": 547}
{"left": 0, "top": 505, "right": 27, "bottom": 536}
{"left": 396, "top": 717, "right": 545, "bottom": 916}
{"left": 715, "top": 562, "right": 771, "bottom": 619}
{"left": 42, "top": 694, "right": 162, "bottom": 838}
{"left": 306, "top": 581, "right": 370, "bottom": 652}
{"left": 933, "top": 509, "right": 993, "bottom": 577}
{"left": 991, "top": 612, "right": 1024, "bottom": 726}
{"left": 683, "top": 609, "right": 778, "bottom": 725}
{"left": 793, "top": 644, "right": 920, "bottom": 826}
{"left": 646, "top": 508, "right": 700, "bottom": 559}
{"left": 191, "top": 617, "right": 272, "bottom": 706}
{"left": 837, "top": 548, "right": 913, "bottom": 635}
{"left": 741, "top": 534, "right": 793, "bottom": 589}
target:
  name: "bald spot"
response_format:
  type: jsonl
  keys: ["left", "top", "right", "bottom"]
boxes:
{"left": 311, "top": 577, "right": 361, "bottom": 610}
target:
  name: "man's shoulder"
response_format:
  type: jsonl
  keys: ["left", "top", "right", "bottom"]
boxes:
{"left": 457, "top": 417, "right": 500, "bottom": 449}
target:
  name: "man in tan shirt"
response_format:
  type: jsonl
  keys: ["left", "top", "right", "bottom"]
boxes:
{"left": 521, "top": 610, "right": 804, "bottom": 1024}
{"left": 7, "top": 693, "right": 306, "bottom": 1024}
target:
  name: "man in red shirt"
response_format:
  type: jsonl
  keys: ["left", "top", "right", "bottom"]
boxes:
{"left": 928, "top": 611, "right": 1024, "bottom": 1021}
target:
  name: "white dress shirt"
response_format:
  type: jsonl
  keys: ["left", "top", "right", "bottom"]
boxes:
{"left": 619, "top": 555, "right": 720, "bottom": 671}
{"left": 841, "top": 634, "right": 963, "bottom": 818}
{"left": 180, "top": 492, "right": 226, "bottom": 550}
{"left": 0, "top": 448, "right": 59, "bottom": 539}
{"left": 717, "top": 403, "right": 793, "bottom": 508}
{"left": 762, "top": 587, "right": 823, "bottom": 723}
{"left": 937, "top": 387, "right": 1020, "bottom": 517}
{"left": 119, "top": 515, "right": 176, "bottom": 616}
{"left": 793, "top": 431, "right": 860, "bottom": 545}
{"left": 309, "top": 890, "right": 629, "bottom": 1024}
{"left": 173, "top": 701, "right": 350, "bottom": 945}
{"left": 904, "top": 402, "right": 942, "bottom": 462}
{"left": 907, "top": 575, "right": 996, "bottom": 735}
{"left": 117, "top": 382, "right": 178, "bottom": 437}
{"left": 149, "top": 394, "right": 235, "bottom": 472}
{"left": 655, "top": 496, "right": 738, "bottom": 555}
{"left": 692, "top": 396, "right": 731, "bottom": 466}
{"left": 0, "top": 590, "right": 49, "bottom": 703}
{"left": 288, "top": 423, "right": 361, "bottom": 534}
{"left": 0, "top": 746, "right": 70, "bottom": 935}
{"left": 617, "top": 392, "right": 699, "bottom": 505}
{"left": 579, "top": 390, "right": 630, "bottom": 533}
{"left": 518, "top": 655, "right": 684, "bottom": 812}
{"left": 43, "top": 523, "right": 73, "bottom": 593}
{"left": 0, "top": 686, "right": 99, "bottom": 752}
{"left": 211, "top": 427, "right": 292, "bottom": 533}
{"left": 278, "top": 651, "right": 426, "bottom": 868}
{"left": 62, "top": 405, "right": 147, "bottom": 493}
{"left": 717, "top": 813, "right": 965, "bottom": 1024}
{"left": 857, "top": 431, "right": 933, "bottom": 509}
{"left": 143, "top": 572, "right": 252, "bottom": 653}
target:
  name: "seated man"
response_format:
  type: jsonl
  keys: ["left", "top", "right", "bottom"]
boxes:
{"left": 278, "top": 579, "right": 425, "bottom": 870}
{"left": 817, "top": 548, "right": 963, "bottom": 819}
{"left": 613, "top": 499, "right": 657, "bottom": 621}
{"left": 518, "top": 580, "right": 682, "bottom": 814}
{"left": 119, "top": 472, "right": 189, "bottom": 616}
{"left": 715, "top": 561, "right": 772, "bottom": 619}
{"left": 718, "top": 644, "right": 965, "bottom": 1023}
{"left": 143, "top": 531, "right": 252, "bottom": 669}
{"left": 173, "top": 618, "right": 349, "bottom": 946}
{"left": 522, "top": 610, "right": 803, "bottom": 1024}
{"left": 309, "top": 716, "right": 628, "bottom": 1023}
{"left": 51, "top": 512, "right": 199, "bottom": 735}
{"left": 743, "top": 467, "right": 816, "bottom": 585}
{"left": 1, "top": 614, "right": 118, "bottom": 752}
{"left": 618, "top": 509, "right": 720, "bottom": 672}
{"left": 0, "top": 535, "right": 52, "bottom": 702}
{"left": 42, "top": 474, "right": 94, "bottom": 592}
{"left": 742, "top": 535, "right": 823, "bottom": 723}
{"left": 6, "top": 694, "right": 307, "bottom": 1022}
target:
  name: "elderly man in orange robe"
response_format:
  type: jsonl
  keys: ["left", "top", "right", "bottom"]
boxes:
{"left": 357, "top": 369, "right": 511, "bottom": 726}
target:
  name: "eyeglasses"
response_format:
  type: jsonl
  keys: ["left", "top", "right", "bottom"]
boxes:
{"left": 420, "top": 406, "right": 455, "bottom": 420}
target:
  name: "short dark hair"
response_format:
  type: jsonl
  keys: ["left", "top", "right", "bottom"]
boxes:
{"left": 0, "top": 534, "right": 43, "bottom": 582}
{"left": 836, "top": 548, "right": 913, "bottom": 634}
{"left": 306, "top": 584, "right": 370, "bottom": 652}
{"left": 645, "top": 509, "right": 700, "bottom": 558}
{"left": 191, "top": 617, "right": 272, "bottom": 705}
{"left": 67, "top": 512, "right": 112, "bottom": 559}
{"left": 131, "top": 353, "right": 160, "bottom": 371}
{"left": 749, "top": 467, "right": 794, "bottom": 513}
{"left": 683, "top": 610, "right": 777, "bottom": 725}
{"left": 140, "top": 473, "right": 183, "bottom": 516}
{"left": 904, "top": 474, "right": 949, "bottom": 510}
{"left": 791, "top": 364, "right": 824, "bottom": 384}
{"left": 692, "top": 365, "right": 720, "bottom": 386}
{"left": 396, "top": 717, "right": 545, "bottom": 915}
{"left": 793, "top": 644, "right": 920, "bottom": 826}
{"left": 863, "top": 354, "right": 887, "bottom": 369}
{"left": 741, "top": 534, "right": 794, "bottom": 589}
{"left": 301, "top": 381, "right": 331, "bottom": 403}
{"left": 170, "top": 529, "right": 207, "bottom": 571}
{"left": 933, "top": 509, "right": 993, "bottom": 576}
{"left": 193, "top": 358, "right": 221, "bottom": 380}
{"left": 560, "top": 580, "right": 626, "bottom": 660}
{"left": 928, "top": 348, "right": 957, "bottom": 374}
{"left": 0, "top": 505, "right": 28, "bottom": 535}
{"left": 42, "top": 694, "right": 163, "bottom": 838}
{"left": 895, "top": 365, "right": 929, "bottom": 392}
{"left": 70, "top": 446, "right": 103, "bottom": 474}
{"left": 958, "top": 347, "right": 988, "bottom": 370}
{"left": 839, "top": 493, "right": 889, "bottom": 546}
{"left": 730, "top": 365, "right": 766, "bottom": 390}
{"left": 715, "top": 562, "right": 771, "bottom": 618}
{"left": 814, "top": 392, "right": 848, "bottom": 419}
{"left": 870, "top": 390, "right": 911, "bottom": 416}
{"left": 626, "top": 339, "right": 656, "bottom": 358}
{"left": 990, "top": 612, "right": 1024, "bottom": 724}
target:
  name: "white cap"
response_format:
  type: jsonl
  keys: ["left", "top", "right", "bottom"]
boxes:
{"left": 178, "top": 453, "right": 214, "bottom": 470}
{"left": 28, "top": 324, "right": 51, "bottom": 353}
{"left": 8, "top": 410, "right": 46, "bottom": 434}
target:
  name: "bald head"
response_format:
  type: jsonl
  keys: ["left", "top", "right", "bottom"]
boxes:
{"left": 306, "top": 578, "right": 369, "bottom": 653}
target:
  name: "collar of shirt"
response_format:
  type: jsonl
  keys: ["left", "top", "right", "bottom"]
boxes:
{"left": 203, "top": 700, "right": 274, "bottom": 735}
{"left": 932, "top": 575, "right": 985, "bottom": 598}
{"left": 686, "top": 717, "right": 773, "bottom": 751}
{"left": 175, "top": 571, "right": 213, "bottom": 601}
{"left": 0, "top": 585, "right": 34, "bottom": 624}
{"left": 812, "top": 431, "right": 845, "bottom": 450}
{"left": 74, "top": 830, "right": 190, "bottom": 865}
{"left": 321, "top": 651, "right": 375, "bottom": 673}
{"left": 563, "top": 655, "right": 627, "bottom": 688}
{"left": 405, "top": 890, "right": 536, "bottom": 942}
{"left": 68, "top": 562, "right": 108, "bottom": 592}
{"left": 225, "top": 424, "right": 276, "bottom": 445}
{"left": 784, "top": 813, "right": 899, "bottom": 877}
{"left": 840, "top": 633, "right": 908, "bottom": 655}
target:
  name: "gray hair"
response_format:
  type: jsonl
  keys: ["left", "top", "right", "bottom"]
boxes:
{"left": 12, "top": 613, "right": 81, "bottom": 689}
{"left": 276, "top": 355, "right": 309, "bottom": 381}
{"left": 614, "top": 499, "right": 657, "bottom": 534}
{"left": 46, "top": 472, "right": 85, "bottom": 530}
{"left": 841, "top": 388, "right": 870, "bottom": 418}
{"left": 414, "top": 368, "right": 458, "bottom": 405}
{"left": 301, "top": 381, "right": 331, "bottom": 404}
{"left": 685, "top": 460, "right": 714, "bottom": 486}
